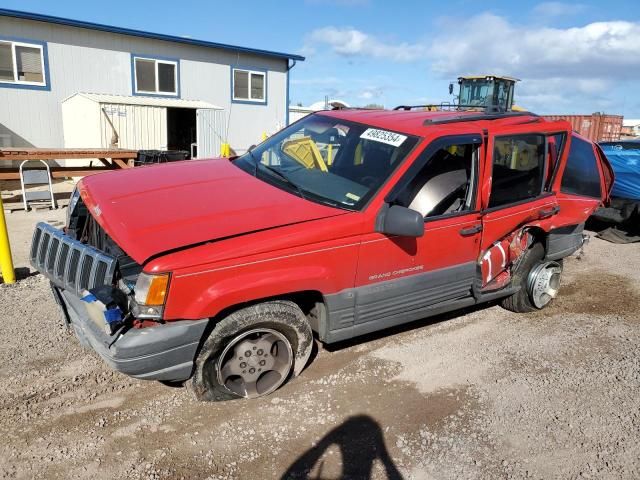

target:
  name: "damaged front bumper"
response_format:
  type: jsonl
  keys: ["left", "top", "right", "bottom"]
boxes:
{"left": 53, "top": 284, "right": 208, "bottom": 382}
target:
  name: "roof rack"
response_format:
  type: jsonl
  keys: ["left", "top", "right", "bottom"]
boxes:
{"left": 421, "top": 111, "right": 539, "bottom": 126}
{"left": 393, "top": 104, "right": 473, "bottom": 111}
{"left": 393, "top": 104, "right": 522, "bottom": 112}
{"left": 390, "top": 104, "right": 539, "bottom": 126}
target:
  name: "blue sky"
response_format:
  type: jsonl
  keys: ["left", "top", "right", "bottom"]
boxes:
{"left": 4, "top": 0, "right": 640, "bottom": 116}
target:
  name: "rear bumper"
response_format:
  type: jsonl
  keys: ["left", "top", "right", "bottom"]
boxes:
{"left": 55, "top": 286, "right": 208, "bottom": 382}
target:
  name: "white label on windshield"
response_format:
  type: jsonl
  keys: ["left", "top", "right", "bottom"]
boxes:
{"left": 360, "top": 128, "right": 407, "bottom": 147}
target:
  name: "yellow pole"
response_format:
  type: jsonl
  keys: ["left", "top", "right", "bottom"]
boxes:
{"left": 0, "top": 192, "right": 16, "bottom": 284}
{"left": 220, "top": 143, "right": 230, "bottom": 157}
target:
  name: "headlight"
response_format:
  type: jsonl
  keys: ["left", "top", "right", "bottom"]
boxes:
{"left": 134, "top": 272, "right": 170, "bottom": 306}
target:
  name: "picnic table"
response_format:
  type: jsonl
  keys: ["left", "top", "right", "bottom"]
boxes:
{"left": 0, "top": 148, "right": 138, "bottom": 180}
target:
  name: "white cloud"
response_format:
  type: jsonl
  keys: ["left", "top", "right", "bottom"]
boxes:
{"left": 429, "top": 14, "right": 640, "bottom": 80}
{"left": 297, "top": 15, "right": 640, "bottom": 113}
{"left": 307, "top": 27, "right": 425, "bottom": 62}
{"left": 428, "top": 14, "right": 640, "bottom": 113}
{"left": 357, "top": 86, "right": 384, "bottom": 100}
{"left": 532, "top": 2, "right": 586, "bottom": 17}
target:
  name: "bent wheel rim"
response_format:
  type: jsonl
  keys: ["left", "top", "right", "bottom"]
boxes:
{"left": 216, "top": 328, "right": 293, "bottom": 399}
{"left": 527, "top": 261, "right": 563, "bottom": 309}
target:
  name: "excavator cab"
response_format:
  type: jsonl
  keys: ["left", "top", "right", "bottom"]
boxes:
{"left": 454, "top": 75, "right": 519, "bottom": 112}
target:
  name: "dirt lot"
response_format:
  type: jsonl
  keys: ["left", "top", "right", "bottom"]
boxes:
{"left": 1, "top": 205, "right": 639, "bottom": 479}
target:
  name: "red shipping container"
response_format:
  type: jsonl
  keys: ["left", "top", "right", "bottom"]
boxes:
{"left": 541, "top": 113, "right": 622, "bottom": 142}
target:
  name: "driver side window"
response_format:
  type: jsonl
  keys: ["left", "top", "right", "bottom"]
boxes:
{"left": 397, "top": 141, "right": 478, "bottom": 218}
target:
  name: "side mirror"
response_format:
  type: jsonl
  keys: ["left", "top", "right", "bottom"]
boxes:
{"left": 375, "top": 205, "right": 424, "bottom": 238}
{"left": 449, "top": 82, "right": 454, "bottom": 95}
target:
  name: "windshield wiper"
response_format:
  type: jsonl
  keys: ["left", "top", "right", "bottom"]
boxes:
{"left": 247, "top": 150, "right": 306, "bottom": 200}
{"left": 260, "top": 164, "right": 307, "bottom": 201}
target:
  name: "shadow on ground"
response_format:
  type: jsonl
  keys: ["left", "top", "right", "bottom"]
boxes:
{"left": 281, "top": 415, "right": 403, "bottom": 480}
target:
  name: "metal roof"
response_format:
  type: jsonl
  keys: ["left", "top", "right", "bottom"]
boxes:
{"left": 0, "top": 8, "right": 305, "bottom": 62}
{"left": 66, "top": 92, "right": 223, "bottom": 109}
{"left": 458, "top": 75, "right": 520, "bottom": 82}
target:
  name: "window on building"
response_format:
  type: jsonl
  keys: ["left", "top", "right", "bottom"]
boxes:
{"left": 0, "top": 40, "right": 46, "bottom": 86}
{"left": 232, "top": 68, "right": 265, "bottom": 102}
{"left": 489, "top": 134, "right": 546, "bottom": 208}
{"left": 133, "top": 56, "right": 178, "bottom": 95}
{"left": 560, "top": 136, "right": 601, "bottom": 198}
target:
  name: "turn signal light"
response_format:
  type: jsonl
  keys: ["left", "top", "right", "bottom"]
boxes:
{"left": 134, "top": 273, "right": 170, "bottom": 306}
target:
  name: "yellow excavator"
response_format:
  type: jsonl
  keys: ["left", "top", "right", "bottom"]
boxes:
{"left": 449, "top": 75, "right": 524, "bottom": 112}
{"left": 396, "top": 75, "right": 524, "bottom": 113}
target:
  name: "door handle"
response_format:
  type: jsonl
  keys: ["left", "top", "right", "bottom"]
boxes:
{"left": 459, "top": 224, "right": 483, "bottom": 236}
{"left": 539, "top": 205, "right": 560, "bottom": 219}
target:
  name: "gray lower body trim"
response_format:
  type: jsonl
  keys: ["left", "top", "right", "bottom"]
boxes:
{"left": 58, "top": 288, "right": 208, "bottom": 381}
{"left": 324, "top": 297, "right": 476, "bottom": 343}
{"left": 322, "top": 262, "right": 477, "bottom": 343}
{"left": 546, "top": 223, "right": 585, "bottom": 261}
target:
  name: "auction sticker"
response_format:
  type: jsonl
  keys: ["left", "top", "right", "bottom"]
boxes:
{"left": 360, "top": 128, "right": 407, "bottom": 147}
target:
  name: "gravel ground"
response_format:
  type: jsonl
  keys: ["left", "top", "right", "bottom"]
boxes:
{"left": 1, "top": 206, "right": 639, "bottom": 479}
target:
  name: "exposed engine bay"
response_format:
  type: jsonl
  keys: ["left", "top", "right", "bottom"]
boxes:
{"left": 66, "top": 191, "right": 142, "bottom": 287}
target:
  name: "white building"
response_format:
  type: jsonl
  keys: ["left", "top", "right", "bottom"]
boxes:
{"left": 0, "top": 8, "right": 304, "bottom": 157}
{"left": 288, "top": 99, "right": 350, "bottom": 124}
{"left": 623, "top": 119, "right": 640, "bottom": 137}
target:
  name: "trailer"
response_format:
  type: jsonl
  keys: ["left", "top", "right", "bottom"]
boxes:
{"left": 542, "top": 114, "right": 623, "bottom": 142}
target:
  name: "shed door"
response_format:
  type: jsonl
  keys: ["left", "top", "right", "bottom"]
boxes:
{"left": 196, "top": 109, "right": 226, "bottom": 158}
{"left": 101, "top": 103, "right": 167, "bottom": 150}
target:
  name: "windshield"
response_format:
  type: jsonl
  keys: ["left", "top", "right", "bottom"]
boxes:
{"left": 234, "top": 114, "right": 420, "bottom": 210}
{"left": 459, "top": 80, "right": 494, "bottom": 107}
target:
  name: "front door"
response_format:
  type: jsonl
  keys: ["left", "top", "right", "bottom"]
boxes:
{"left": 354, "top": 135, "right": 484, "bottom": 331}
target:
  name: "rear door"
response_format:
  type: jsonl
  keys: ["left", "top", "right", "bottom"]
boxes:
{"left": 480, "top": 122, "right": 570, "bottom": 253}
{"left": 551, "top": 134, "right": 610, "bottom": 224}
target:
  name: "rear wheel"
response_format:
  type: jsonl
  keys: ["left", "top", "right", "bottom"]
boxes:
{"left": 500, "top": 242, "right": 563, "bottom": 313}
{"left": 188, "top": 301, "right": 313, "bottom": 401}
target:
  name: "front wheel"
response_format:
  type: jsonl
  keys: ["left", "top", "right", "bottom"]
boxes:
{"left": 501, "top": 242, "right": 563, "bottom": 313}
{"left": 188, "top": 301, "right": 313, "bottom": 401}
{"left": 216, "top": 327, "right": 293, "bottom": 398}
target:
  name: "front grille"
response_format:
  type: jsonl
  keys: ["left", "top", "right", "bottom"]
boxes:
{"left": 30, "top": 222, "right": 117, "bottom": 297}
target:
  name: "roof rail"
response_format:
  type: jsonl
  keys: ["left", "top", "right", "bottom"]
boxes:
{"left": 393, "top": 104, "right": 494, "bottom": 111}
{"left": 421, "top": 111, "right": 539, "bottom": 126}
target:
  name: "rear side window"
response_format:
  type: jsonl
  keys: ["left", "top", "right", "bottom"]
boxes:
{"left": 489, "top": 134, "right": 545, "bottom": 208}
{"left": 560, "top": 136, "right": 601, "bottom": 198}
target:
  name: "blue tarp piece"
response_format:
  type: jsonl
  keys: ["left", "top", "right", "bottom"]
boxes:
{"left": 600, "top": 146, "right": 640, "bottom": 200}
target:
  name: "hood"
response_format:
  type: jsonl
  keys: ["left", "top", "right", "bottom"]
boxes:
{"left": 78, "top": 159, "right": 345, "bottom": 264}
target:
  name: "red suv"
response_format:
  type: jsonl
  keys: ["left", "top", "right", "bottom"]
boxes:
{"left": 31, "top": 109, "right": 613, "bottom": 400}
